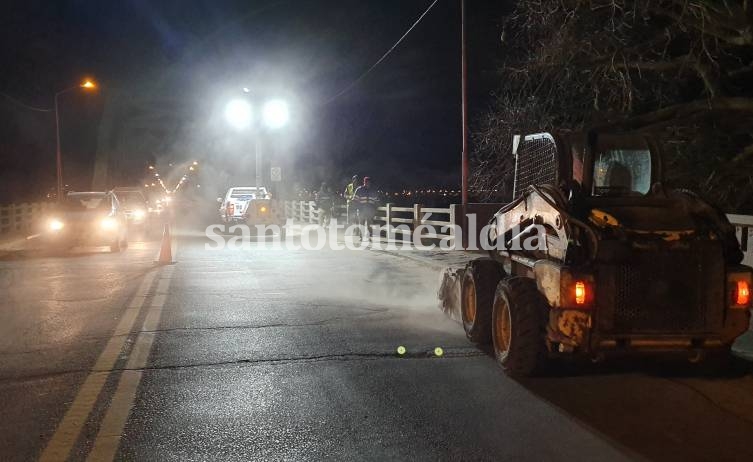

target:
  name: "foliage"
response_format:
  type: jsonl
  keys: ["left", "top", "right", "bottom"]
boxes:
{"left": 473, "top": 0, "right": 753, "bottom": 211}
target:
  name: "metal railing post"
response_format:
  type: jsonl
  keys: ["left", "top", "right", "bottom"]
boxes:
{"left": 449, "top": 203, "right": 457, "bottom": 248}
{"left": 385, "top": 203, "right": 393, "bottom": 241}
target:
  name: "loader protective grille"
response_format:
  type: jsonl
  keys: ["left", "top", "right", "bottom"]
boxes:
{"left": 513, "top": 133, "right": 558, "bottom": 199}
{"left": 612, "top": 247, "right": 713, "bottom": 333}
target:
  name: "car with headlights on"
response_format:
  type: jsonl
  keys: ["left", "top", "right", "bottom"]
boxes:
{"left": 44, "top": 191, "right": 128, "bottom": 252}
{"left": 113, "top": 188, "right": 150, "bottom": 230}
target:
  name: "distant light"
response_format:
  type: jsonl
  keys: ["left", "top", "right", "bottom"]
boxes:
{"left": 243, "top": 87, "right": 250, "bottom": 93}
{"left": 434, "top": 347, "right": 444, "bottom": 357}
{"left": 197, "top": 184, "right": 201, "bottom": 188}
{"left": 148, "top": 165, "right": 154, "bottom": 170}
{"left": 81, "top": 80, "right": 96, "bottom": 89}
{"left": 225, "top": 99, "right": 253, "bottom": 130}
{"left": 396, "top": 346, "right": 406, "bottom": 356}
{"left": 189, "top": 166, "right": 195, "bottom": 171}
{"left": 262, "top": 99, "right": 289, "bottom": 129}
{"left": 192, "top": 161, "right": 198, "bottom": 165}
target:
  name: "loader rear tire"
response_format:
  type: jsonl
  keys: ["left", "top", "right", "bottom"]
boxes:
{"left": 492, "top": 277, "right": 550, "bottom": 377}
{"left": 461, "top": 258, "right": 505, "bottom": 344}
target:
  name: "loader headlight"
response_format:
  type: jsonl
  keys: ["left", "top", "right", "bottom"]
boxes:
{"left": 132, "top": 209, "right": 146, "bottom": 220}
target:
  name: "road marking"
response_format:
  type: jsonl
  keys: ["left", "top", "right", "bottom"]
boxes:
{"left": 85, "top": 370, "right": 143, "bottom": 462}
{"left": 142, "top": 294, "right": 167, "bottom": 332}
{"left": 39, "top": 271, "right": 157, "bottom": 462}
{"left": 87, "top": 269, "right": 173, "bottom": 461}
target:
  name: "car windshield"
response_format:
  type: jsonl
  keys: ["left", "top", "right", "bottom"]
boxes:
{"left": 115, "top": 192, "right": 145, "bottom": 207}
{"left": 64, "top": 194, "right": 110, "bottom": 211}
{"left": 230, "top": 188, "right": 266, "bottom": 200}
{"left": 592, "top": 149, "right": 652, "bottom": 196}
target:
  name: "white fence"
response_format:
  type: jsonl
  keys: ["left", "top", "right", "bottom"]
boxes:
{"left": 285, "top": 200, "right": 753, "bottom": 258}
{"left": 0, "top": 202, "right": 53, "bottom": 236}
{"left": 283, "top": 200, "right": 458, "bottom": 243}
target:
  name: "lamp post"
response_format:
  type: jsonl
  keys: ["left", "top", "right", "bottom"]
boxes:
{"left": 55, "top": 79, "right": 97, "bottom": 200}
{"left": 224, "top": 96, "right": 289, "bottom": 190}
{"left": 460, "top": 0, "right": 468, "bottom": 208}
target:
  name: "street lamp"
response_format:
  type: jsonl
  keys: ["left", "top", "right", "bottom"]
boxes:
{"left": 55, "top": 79, "right": 97, "bottom": 200}
{"left": 224, "top": 99, "right": 252, "bottom": 130}
{"left": 223, "top": 94, "right": 289, "bottom": 190}
{"left": 262, "top": 100, "right": 289, "bottom": 129}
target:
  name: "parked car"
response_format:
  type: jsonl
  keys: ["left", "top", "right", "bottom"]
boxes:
{"left": 44, "top": 191, "right": 128, "bottom": 252}
{"left": 218, "top": 186, "right": 285, "bottom": 236}
{"left": 218, "top": 187, "right": 270, "bottom": 224}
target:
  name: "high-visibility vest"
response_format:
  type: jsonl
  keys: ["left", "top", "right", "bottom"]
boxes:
{"left": 345, "top": 183, "right": 356, "bottom": 202}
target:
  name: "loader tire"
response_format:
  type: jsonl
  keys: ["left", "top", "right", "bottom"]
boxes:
{"left": 461, "top": 258, "right": 504, "bottom": 344}
{"left": 492, "top": 277, "right": 550, "bottom": 377}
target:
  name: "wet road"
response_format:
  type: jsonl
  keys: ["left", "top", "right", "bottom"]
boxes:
{"left": 2, "top": 231, "right": 753, "bottom": 461}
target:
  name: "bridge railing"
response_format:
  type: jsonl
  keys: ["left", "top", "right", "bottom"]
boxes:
{"left": 284, "top": 201, "right": 753, "bottom": 257}
{"left": 0, "top": 202, "right": 53, "bottom": 236}
{"left": 283, "top": 200, "right": 457, "bottom": 243}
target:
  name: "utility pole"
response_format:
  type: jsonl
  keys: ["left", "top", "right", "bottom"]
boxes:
{"left": 55, "top": 94, "right": 63, "bottom": 201}
{"left": 461, "top": 0, "right": 469, "bottom": 207}
{"left": 255, "top": 135, "right": 262, "bottom": 190}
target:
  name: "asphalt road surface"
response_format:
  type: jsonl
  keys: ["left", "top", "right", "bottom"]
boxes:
{"left": 2, "top": 228, "right": 753, "bottom": 461}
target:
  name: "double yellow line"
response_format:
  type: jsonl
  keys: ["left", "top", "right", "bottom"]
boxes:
{"left": 40, "top": 266, "right": 174, "bottom": 461}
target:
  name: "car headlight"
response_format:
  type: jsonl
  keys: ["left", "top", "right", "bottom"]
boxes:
{"left": 132, "top": 209, "right": 146, "bottom": 219}
{"left": 101, "top": 217, "right": 118, "bottom": 230}
{"left": 49, "top": 219, "right": 64, "bottom": 231}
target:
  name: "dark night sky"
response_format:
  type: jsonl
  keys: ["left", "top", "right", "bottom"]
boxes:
{"left": 0, "top": 0, "right": 508, "bottom": 201}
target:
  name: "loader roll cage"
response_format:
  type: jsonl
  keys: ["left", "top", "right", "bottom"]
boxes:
{"left": 512, "top": 131, "right": 663, "bottom": 202}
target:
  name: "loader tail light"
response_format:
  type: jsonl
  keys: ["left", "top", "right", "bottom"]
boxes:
{"left": 736, "top": 280, "right": 750, "bottom": 306}
{"left": 574, "top": 281, "right": 587, "bottom": 305}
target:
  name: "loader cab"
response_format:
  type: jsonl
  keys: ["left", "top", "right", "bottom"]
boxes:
{"left": 511, "top": 131, "right": 663, "bottom": 204}
{"left": 581, "top": 133, "right": 662, "bottom": 199}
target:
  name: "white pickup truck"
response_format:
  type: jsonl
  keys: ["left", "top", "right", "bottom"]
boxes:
{"left": 218, "top": 187, "right": 286, "bottom": 236}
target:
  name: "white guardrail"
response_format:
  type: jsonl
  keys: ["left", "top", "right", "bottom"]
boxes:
{"left": 283, "top": 200, "right": 459, "bottom": 243}
{"left": 284, "top": 201, "right": 753, "bottom": 259}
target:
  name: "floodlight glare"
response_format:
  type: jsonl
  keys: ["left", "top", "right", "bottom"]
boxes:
{"left": 224, "top": 99, "right": 253, "bottom": 130}
{"left": 262, "top": 99, "right": 289, "bottom": 129}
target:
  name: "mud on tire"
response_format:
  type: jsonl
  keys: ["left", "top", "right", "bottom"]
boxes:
{"left": 461, "top": 258, "right": 505, "bottom": 344}
{"left": 492, "top": 277, "right": 550, "bottom": 377}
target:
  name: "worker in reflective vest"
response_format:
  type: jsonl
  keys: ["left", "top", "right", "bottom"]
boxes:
{"left": 353, "top": 176, "right": 380, "bottom": 228}
{"left": 344, "top": 174, "right": 359, "bottom": 223}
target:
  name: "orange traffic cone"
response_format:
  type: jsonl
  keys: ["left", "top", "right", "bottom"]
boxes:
{"left": 156, "top": 223, "right": 173, "bottom": 265}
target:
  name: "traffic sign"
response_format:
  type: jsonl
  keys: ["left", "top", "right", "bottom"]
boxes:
{"left": 270, "top": 167, "right": 282, "bottom": 182}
